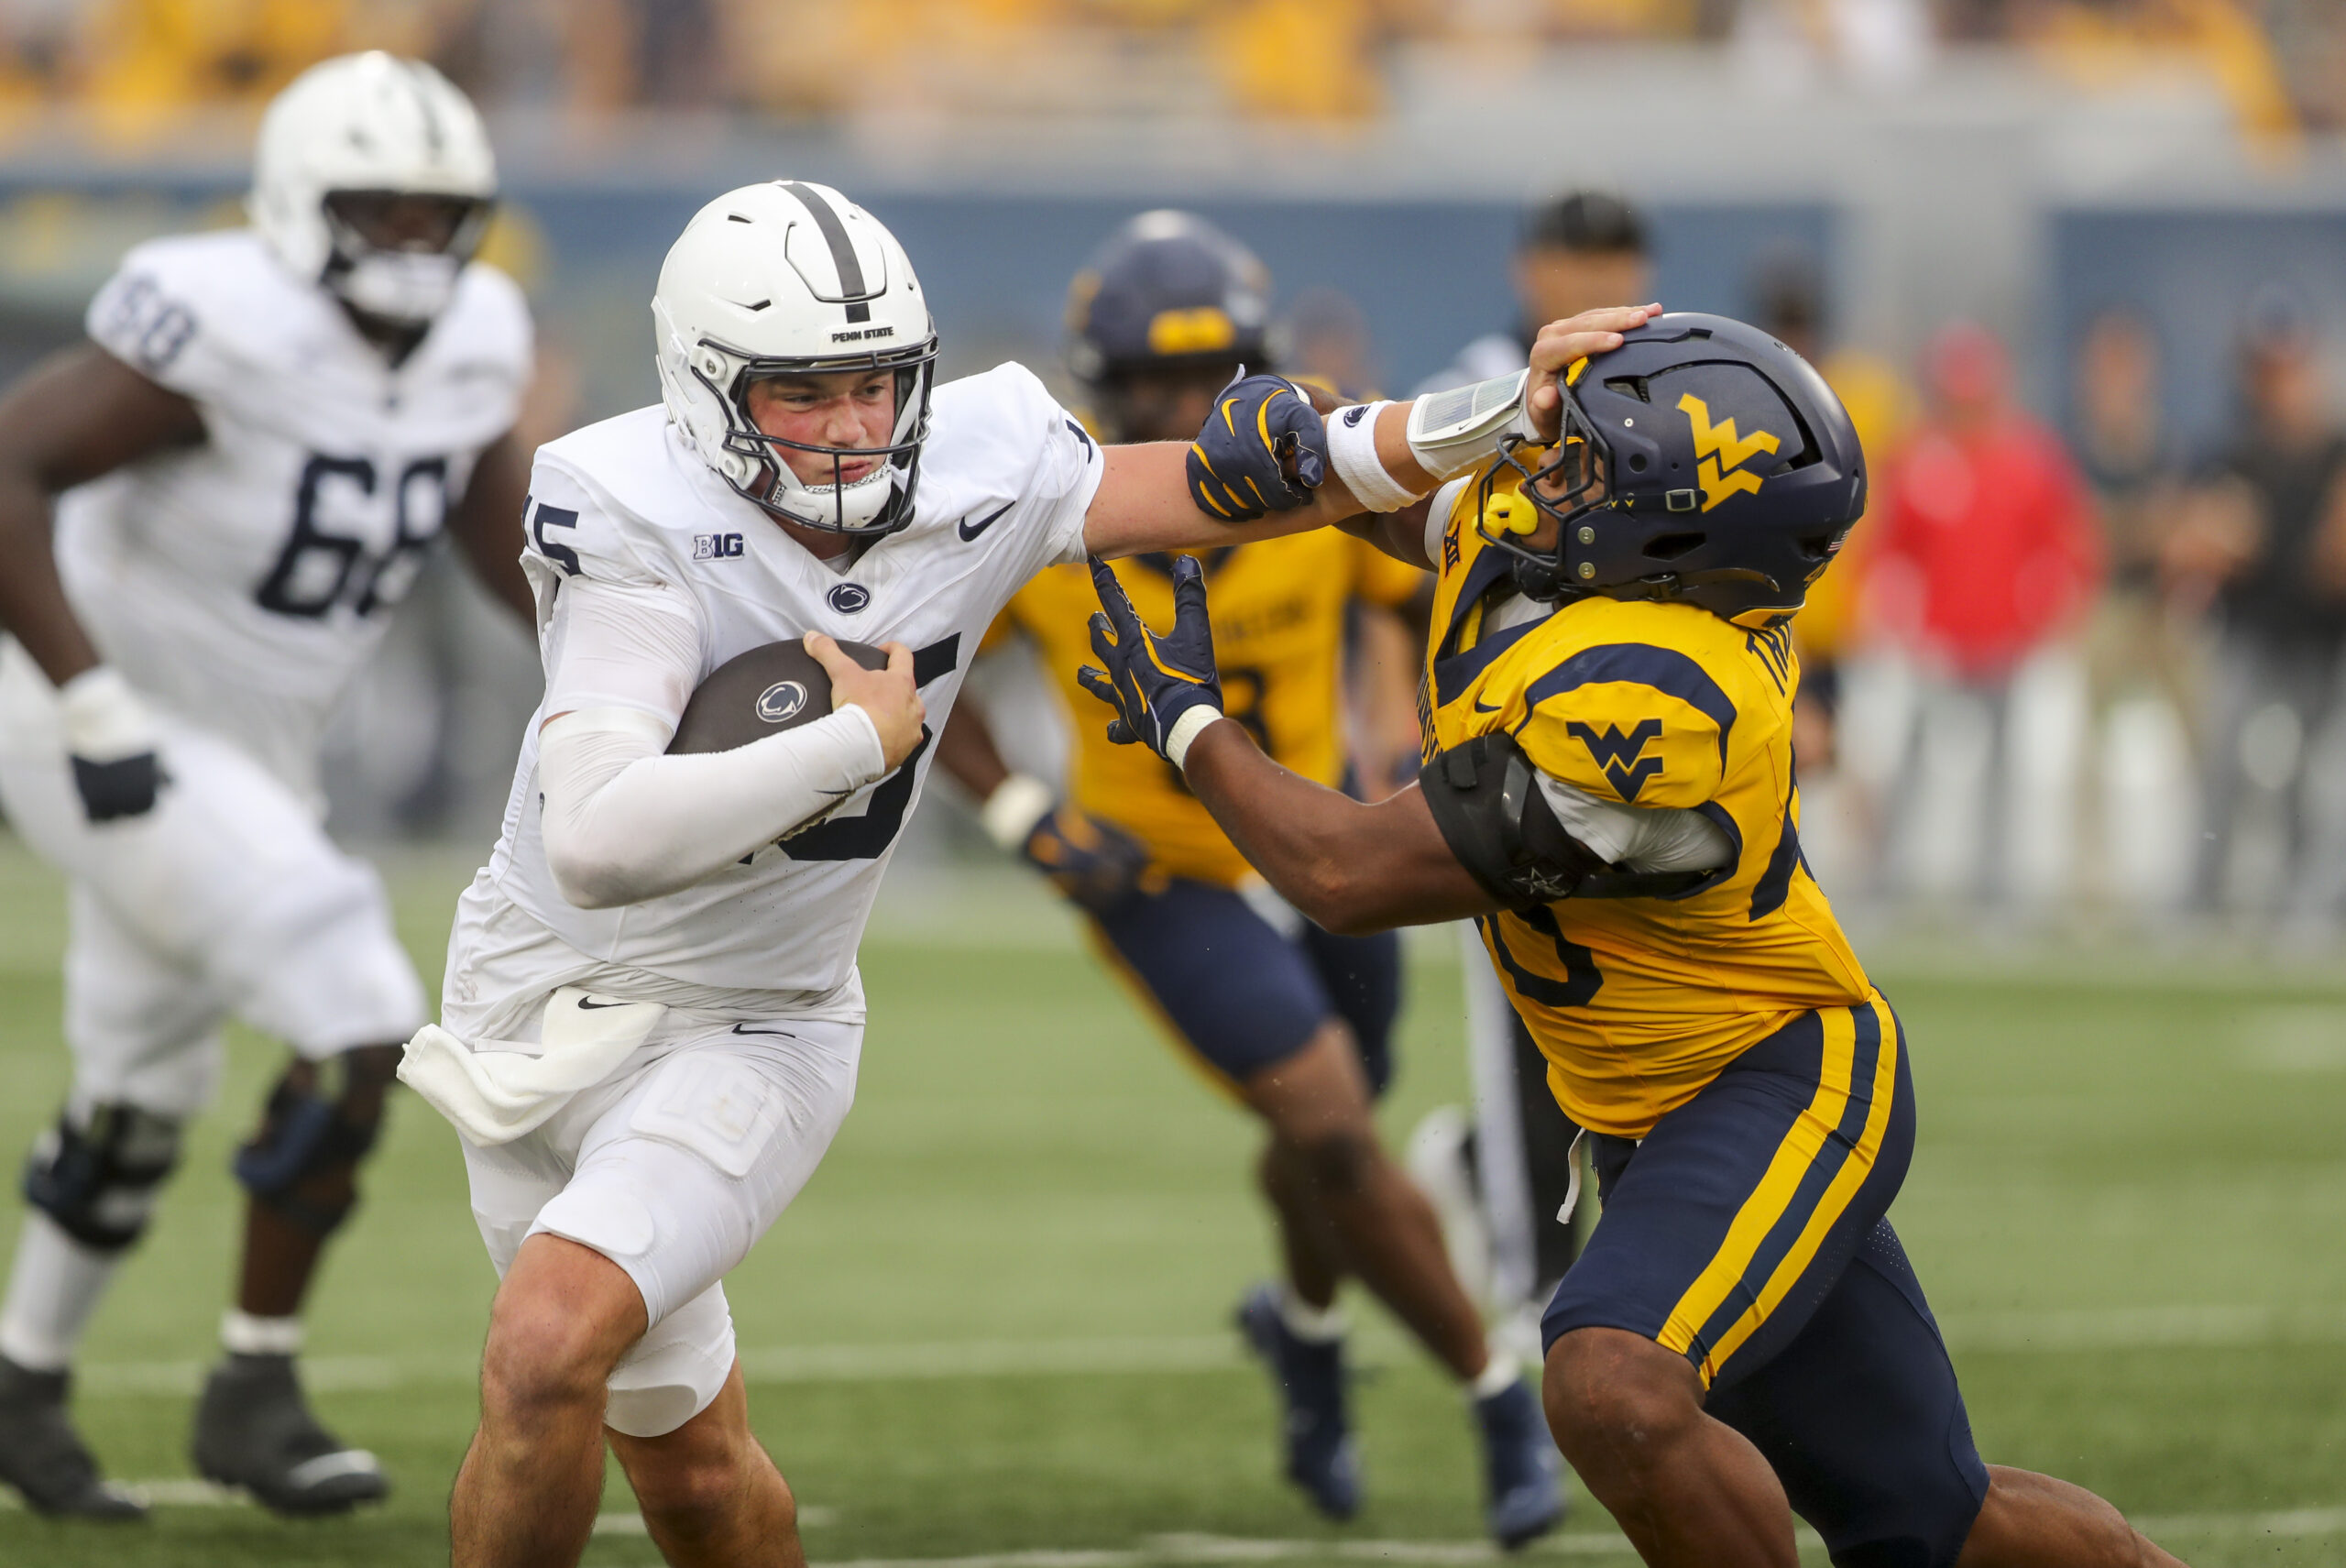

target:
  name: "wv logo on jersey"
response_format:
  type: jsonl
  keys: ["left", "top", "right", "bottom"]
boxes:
{"left": 1678, "top": 393, "right": 1781, "bottom": 513}
{"left": 1566, "top": 718, "right": 1665, "bottom": 802}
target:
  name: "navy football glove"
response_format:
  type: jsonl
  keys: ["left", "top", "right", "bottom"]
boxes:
{"left": 1022, "top": 805, "right": 1156, "bottom": 916}
{"left": 57, "top": 668, "right": 165, "bottom": 824}
{"left": 1078, "top": 554, "right": 1225, "bottom": 767}
{"left": 1186, "top": 373, "right": 1328, "bottom": 521}
{"left": 71, "top": 753, "right": 164, "bottom": 823}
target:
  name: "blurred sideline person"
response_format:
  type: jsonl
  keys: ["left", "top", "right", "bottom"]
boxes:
{"left": 2068, "top": 309, "right": 2197, "bottom": 911}
{"left": 2182, "top": 293, "right": 2346, "bottom": 923}
{"left": 413, "top": 185, "right": 1629, "bottom": 1568}
{"left": 1406, "top": 189, "right": 1653, "bottom": 1384}
{"left": 935, "top": 213, "right": 1564, "bottom": 1544}
{"left": 1746, "top": 248, "right": 1913, "bottom": 774}
{"left": 1743, "top": 250, "right": 1913, "bottom": 906}
{"left": 0, "top": 53, "right": 533, "bottom": 1519}
{"left": 1080, "top": 313, "right": 2194, "bottom": 1568}
{"left": 1414, "top": 191, "right": 1650, "bottom": 399}
{"left": 1862, "top": 322, "right": 2102, "bottom": 912}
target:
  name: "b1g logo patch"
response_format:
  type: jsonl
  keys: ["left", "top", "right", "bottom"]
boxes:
{"left": 1566, "top": 718, "right": 1664, "bottom": 802}
{"left": 756, "top": 680, "right": 809, "bottom": 724}
{"left": 694, "top": 532, "right": 745, "bottom": 560}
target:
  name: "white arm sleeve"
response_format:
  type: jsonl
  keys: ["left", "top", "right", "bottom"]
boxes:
{"left": 534, "top": 567, "right": 888, "bottom": 909}
{"left": 538, "top": 705, "right": 887, "bottom": 910}
{"left": 1534, "top": 774, "right": 1735, "bottom": 874}
{"left": 542, "top": 576, "right": 704, "bottom": 723}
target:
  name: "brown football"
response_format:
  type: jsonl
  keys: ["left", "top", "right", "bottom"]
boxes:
{"left": 666, "top": 638, "right": 888, "bottom": 755}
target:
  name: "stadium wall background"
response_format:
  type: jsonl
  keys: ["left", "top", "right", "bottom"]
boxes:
{"left": 0, "top": 160, "right": 2335, "bottom": 843}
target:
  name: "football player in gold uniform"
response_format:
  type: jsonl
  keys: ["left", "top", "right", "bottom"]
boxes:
{"left": 938, "top": 213, "right": 1566, "bottom": 1543}
{"left": 1080, "top": 311, "right": 2189, "bottom": 1568}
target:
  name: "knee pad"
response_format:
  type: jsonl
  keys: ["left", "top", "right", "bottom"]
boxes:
{"left": 23, "top": 1102, "right": 183, "bottom": 1253}
{"left": 232, "top": 1045, "right": 400, "bottom": 1237}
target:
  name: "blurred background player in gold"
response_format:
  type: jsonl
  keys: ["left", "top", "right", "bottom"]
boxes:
{"left": 934, "top": 211, "right": 1567, "bottom": 1547}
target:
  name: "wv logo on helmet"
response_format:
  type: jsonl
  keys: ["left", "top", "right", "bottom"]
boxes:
{"left": 1566, "top": 719, "right": 1665, "bottom": 802}
{"left": 1678, "top": 393, "right": 1780, "bottom": 513}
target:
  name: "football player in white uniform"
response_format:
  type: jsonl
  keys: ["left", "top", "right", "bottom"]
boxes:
{"left": 0, "top": 53, "right": 533, "bottom": 1518}
{"left": 419, "top": 179, "right": 1645, "bottom": 1568}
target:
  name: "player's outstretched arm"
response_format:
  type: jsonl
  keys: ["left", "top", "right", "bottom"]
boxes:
{"left": 1184, "top": 726, "right": 1494, "bottom": 935}
{"left": 1075, "top": 555, "right": 1507, "bottom": 934}
{"left": 0, "top": 344, "right": 206, "bottom": 822}
{"left": 0, "top": 345, "right": 203, "bottom": 685}
{"left": 1079, "top": 305, "right": 1661, "bottom": 563}
{"left": 443, "top": 429, "right": 536, "bottom": 624}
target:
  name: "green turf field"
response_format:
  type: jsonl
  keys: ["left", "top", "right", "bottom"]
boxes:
{"left": 0, "top": 843, "right": 2341, "bottom": 1566}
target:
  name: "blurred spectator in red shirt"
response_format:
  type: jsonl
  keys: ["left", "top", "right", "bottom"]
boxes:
{"left": 1858, "top": 322, "right": 2103, "bottom": 912}
{"left": 1868, "top": 323, "right": 2103, "bottom": 678}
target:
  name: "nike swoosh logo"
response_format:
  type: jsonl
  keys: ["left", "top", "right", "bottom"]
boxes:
{"left": 730, "top": 1023, "right": 801, "bottom": 1039}
{"left": 958, "top": 502, "right": 1014, "bottom": 543}
{"left": 576, "top": 996, "right": 630, "bottom": 1010}
{"left": 1473, "top": 697, "right": 1501, "bottom": 714}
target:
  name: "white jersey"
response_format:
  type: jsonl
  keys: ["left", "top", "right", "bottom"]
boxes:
{"left": 55, "top": 229, "right": 532, "bottom": 800}
{"left": 466, "top": 361, "right": 1102, "bottom": 999}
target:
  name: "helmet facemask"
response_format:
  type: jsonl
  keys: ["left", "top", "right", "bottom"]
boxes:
{"left": 1478, "top": 391, "right": 1617, "bottom": 602}
{"left": 320, "top": 190, "right": 494, "bottom": 327}
{"left": 692, "top": 338, "right": 937, "bottom": 538}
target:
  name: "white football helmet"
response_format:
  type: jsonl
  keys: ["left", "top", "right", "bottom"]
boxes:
{"left": 249, "top": 51, "right": 498, "bottom": 326}
{"left": 652, "top": 181, "right": 938, "bottom": 538}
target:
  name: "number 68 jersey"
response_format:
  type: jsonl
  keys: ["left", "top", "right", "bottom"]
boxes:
{"left": 53, "top": 230, "right": 532, "bottom": 803}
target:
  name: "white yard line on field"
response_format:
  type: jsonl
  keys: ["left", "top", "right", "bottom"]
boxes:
{"left": 1937, "top": 1303, "right": 2346, "bottom": 1353}
{"left": 622, "top": 1507, "right": 2346, "bottom": 1568}
{"left": 4, "top": 1497, "right": 2341, "bottom": 1557}
{"left": 594, "top": 1506, "right": 837, "bottom": 1533}
{"left": 63, "top": 1304, "right": 2346, "bottom": 1400}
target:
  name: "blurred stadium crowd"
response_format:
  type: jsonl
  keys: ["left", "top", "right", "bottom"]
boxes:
{"left": 1770, "top": 259, "right": 2346, "bottom": 932}
{"left": 0, "top": 0, "right": 2331, "bottom": 140}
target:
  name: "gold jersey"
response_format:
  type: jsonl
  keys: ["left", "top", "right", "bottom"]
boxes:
{"left": 1003, "top": 532, "right": 1422, "bottom": 887}
{"left": 1424, "top": 465, "right": 1874, "bottom": 1138}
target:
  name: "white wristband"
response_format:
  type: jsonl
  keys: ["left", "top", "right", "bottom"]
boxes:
{"left": 57, "top": 666, "right": 154, "bottom": 761}
{"left": 1325, "top": 401, "right": 1423, "bottom": 512}
{"left": 981, "top": 772, "right": 1056, "bottom": 851}
{"left": 1164, "top": 706, "right": 1223, "bottom": 773}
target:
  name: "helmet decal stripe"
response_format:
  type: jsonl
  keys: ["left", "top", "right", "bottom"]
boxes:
{"left": 778, "top": 181, "right": 872, "bottom": 325}
{"left": 398, "top": 58, "right": 444, "bottom": 156}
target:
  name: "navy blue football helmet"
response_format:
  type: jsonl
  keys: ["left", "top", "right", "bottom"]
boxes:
{"left": 1066, "top": 211, "right": 1273, "bottom": 387}
{"left": 1483, "top": 312, "right": 1865, "bottom": 629}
